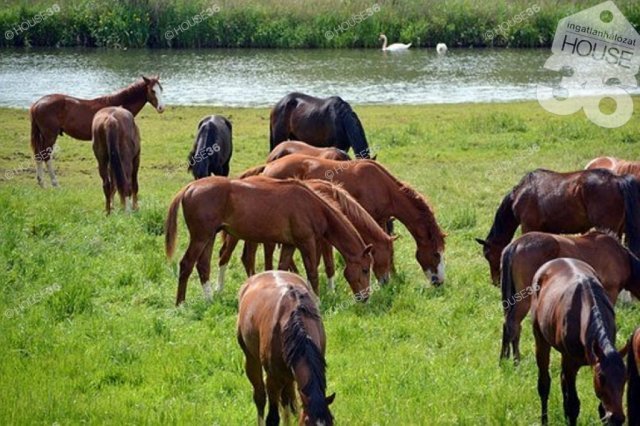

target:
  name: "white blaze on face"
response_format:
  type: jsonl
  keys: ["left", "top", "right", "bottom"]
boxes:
{"left": 424, "top": 252, "right": 445, "bottom": 285}
{"left": 153, "top": 83, "right": 165, "bottom": 112}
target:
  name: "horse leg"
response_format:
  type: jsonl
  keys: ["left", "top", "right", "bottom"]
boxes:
{"left": 216, "top": 232, "right": 239, "bottom": 292}
{"left": 36, "top": 161, "right": 45, "bottom": 188}
{"left": 321, "top": 242, "right": 336, "bottom": 292}
{"left": 534, "top": 325, "right": 551, "bottom": 425}
{"left": 500, "top": 320, "right": 512, "bottom": 361}
{"left": 241, "top": 242, "right": 259, "bottom": 276}
{"left": 177, "top": 238, "right": 209, "bottom": 306}
{"left": 263, "top": 243, "right": 276, "bottom": 271}
{"left": 297, "top": 242, "right": 320, "bottom": 295}
{"left": 195, "top": 238, "right": 215, "bottom": 301}
{"left": 131, "top": 151, "right": 140, "bottom": 211}
{"left": 560, "top": 357, "right": 580, "bottom": 426}
{"left": 280, "top": 380, "right": 297, "bottom": 425}
{"left": 265, "top": 375, "right": 283, "bottom": 426}
{"left": 241, "top": 345, "right": 266, "bottom": 426}
{"left": 277, "top": 245, "right": 296, "bottom": 270}
{"left": 97, "top": 162, "right": 112, "bottom": 214}
{"left": 512, "top": 300, "right": 529, "bottom": 364}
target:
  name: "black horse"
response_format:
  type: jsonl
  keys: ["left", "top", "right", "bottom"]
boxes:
{"left": 270, "top": 92, "right": 370, "bottom": 158}
{"left": 188, "top": 115, "right": 232, "bottom": 179}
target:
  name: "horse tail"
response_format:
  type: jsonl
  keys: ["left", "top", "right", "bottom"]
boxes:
{"left": 628, "top": 330, "right": 640, "bottom": 424}
{"left": 107, "top": 121, "right": 128, "bottom": 197}
{"left": 238, "top": 165, "right": 266, "bottom": 179}
{"left": 165, "top": 186, "right": 188, "bottom": 259}
{"left": 270, "top": 96, "right": 296, "bottom": 151}
{"left": 335, "top": 98, "right": 369, "bottom": 158}
{"left": 618, "top": 175, "right": 640, "bottom": 256}
{"left": 500, "top": 243, "right": 516, "bottom": 322}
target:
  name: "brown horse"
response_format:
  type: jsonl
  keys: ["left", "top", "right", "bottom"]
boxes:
{"left": 270, "top": 92, "right": 370, "bottom": 158}
{"left": 223, "top": 178, "right": 395, "bottom": 290}
{"left": 627, "top": 327, "right": 640, "bottom": 425}
{"left": 240, "top": 154, "right": 446, "bottom": 285}
{"left": 532, "top": 258, "right": 626, "bottom": 425}
{"left": 499, "top": 231, "right": 640, "bottom": 362}
{"left": 30, "top": 76, "right": 163, "bottom": 187}
{"left": 165, "top": 176, "right": 372, "bottom": 305}
{"left": 267, "top": 141, "right": 351, "bottom": 163}
{"left": 237, "top": 271, "right": 334, "bottom": 426}
{"left": 476, "top": 168, "right": 640, "bottom": 284}
{"left": 91, "top": 107, "right": 141, "bottom": 214}
{"left": 586, "top": 156, "right": 640, "bottom": 179}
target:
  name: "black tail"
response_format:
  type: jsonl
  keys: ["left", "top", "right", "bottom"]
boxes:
{"left": 335, "top": 98, "right": 369, "bottom": 158}
{"left": 619, "top": 175, "right": 640, "bottom": 257}
{"left": 629, "top": 331, "right": 640, "bottom": 425}
{"left": 500, "top": 243, "right": 516, "bottom": 321}
{"left": 107, "top": 123, "right": 127, "bottom": 197}
{"left": 270, "top": 97, "right": 297, "bottom": 151}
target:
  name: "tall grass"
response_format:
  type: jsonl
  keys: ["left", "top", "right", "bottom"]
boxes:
{"left": 1, "top": 0, "right": 639, "bottom": 48}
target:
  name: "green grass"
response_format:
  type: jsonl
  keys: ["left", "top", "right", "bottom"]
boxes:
{"left": 1, "top": 0, "right": 639, "bottom": 48}
{"left": 1, "top": 100, "right": 640, "bottom": 424}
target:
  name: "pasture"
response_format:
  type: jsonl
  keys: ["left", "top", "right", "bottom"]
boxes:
{"left": 1, "top": 99, "right": 639, "bottom": 424}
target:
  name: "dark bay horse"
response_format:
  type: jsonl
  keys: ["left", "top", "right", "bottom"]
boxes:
{"left": 165, "top": 176, "right": 372, "bottom": 305}
{"left": 627, "top": 328, "right": 640, "bottom": 425}
{"left": 237, "top": 271, "right": 334, "bottom": 425}
{"left": 91, "top": 107, "right": 140, "bottom": 214}
{"left": 476, "top": 168, "right": 640, "bottom": 283}
{"left": 499, "top": 231, "right": 640, "bottom": 362}
{"left": 532, "top": 258, "right": 626, "bottom": 425}
{"left": 267, "top": 140, "right": 351, "bottom": 163}
{"left": 250, "top": 154, "right": 446, "bottom": 285}
{"left": 270, "top": 92, "right": 371, "bottom": 158}
{"left": 188, "top": 115, "right": 232, "bottom": 179}
{"left": 221, "top": 178, "right": 395, "bottom": 290}
{"left": 30, "top": 76, "right": 163, "bottom": 187}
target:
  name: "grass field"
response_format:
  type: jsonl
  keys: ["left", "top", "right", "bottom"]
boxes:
{"left": 1, "top": 100, "right": 640, "bottom": 424}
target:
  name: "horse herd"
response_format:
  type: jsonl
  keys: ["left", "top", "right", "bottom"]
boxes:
{"left": 27, "top": 77, "right": 640, "bottom": 425}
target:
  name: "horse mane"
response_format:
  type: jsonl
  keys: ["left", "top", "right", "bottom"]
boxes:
{"left": 281, "top": 288, "right": 331, "bottom": 422}
{"left": 309, "top": 180, "right": 388, "bottom": 241}
{"left": 486, "top": 188, "right": 519, "bottom": 245}
{"left": 585, "top": 228, "right": 620, "bottom": 242}
{"left": 101, "top": 79, "right": 147, "bottom": 104}
{"left": 367, "top": 162, "right": 445, "bottom": 245}
{"left": 583, "top": 277, "right": 617, "bottom": 357}
{"left": 332, "top": 97, "right": 370, "bottom": 158}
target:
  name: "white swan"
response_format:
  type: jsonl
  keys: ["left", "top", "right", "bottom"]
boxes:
{"left": 436, "top": 43, "right": 448, "bottom": 55}
{"left": 379, "top": 34, "right": 411, "bottom": 51}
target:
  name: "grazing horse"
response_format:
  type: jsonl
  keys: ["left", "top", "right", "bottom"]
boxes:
{"left": 627, "top": 328, "right": 640, "bottom": 425}
{"left": 237, "top": 271, "right": 335, "bottom": 426}
{"left": 188, "top": 115, "right": 232, "bottom": 179}
{"left": 499, "top": 231, "right": 640, "bottom": 362}
{"left": 476, "top": 168, "right": 640, "bottom": 284}
{"left": 270, "top": 92, "right": 371, "bottom": 158}
{"left": 30, "top": 76, "right": 164, "bottom": 187}
{"left": 91, "top": 107, "right": 140, "bottom": 214}
{"left": 220, "top": 178, "right": 395, "bottom": 290}
{"left": 267, "top": 140, "right": 351, "bottom": 163}
{"left": 237, "top": 155, "right": 445, "bottom": 285}
{"left": 532, "top": 258, "right": 626, "bottom": 425}
{"left": 164, "top": 176, "right": 372, "bottom": 305}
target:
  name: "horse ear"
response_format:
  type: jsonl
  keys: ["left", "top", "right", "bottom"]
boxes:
{"left": 141, "top": 75, "right": 150, "bottom": 84}
{"left": 618, "top": 340, "right": 631, "bottom": 358}
{"left": 363, "top": 244, "right": 373, "bottom": 256}
{"left": 475, "top": 238, "right": 487, "bottom": 246}
{"left": 325, "top": 393, "right": 336, "bottom": 405}
{"left": 591, "top": 340, "right": 606, "bottom": 363}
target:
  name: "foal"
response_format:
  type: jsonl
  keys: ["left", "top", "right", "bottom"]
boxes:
{"left": 532, "top": 258, "right": 626, "bottom": 425}
{"left": 237, "top": 271, "right": 334, "bottom": 425}
{"left": 91, "top": 107, "right": 140, "bottom": 214}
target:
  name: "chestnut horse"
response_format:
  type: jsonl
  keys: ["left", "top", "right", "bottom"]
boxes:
{"left": 91, "top": 107, "right": 141, "bottom": 214}
{"left": 239, "top": 154, "right": 446, "bottom": 285}
{"left": 221, "top": 178, "right": 395, "bottom": 290}
{"left": 586, "top": 156, "right": 640, "bottom": 179}
{"left": 532, "top": 258, "right": 626, "bottom": 425}
{"left": 237, "top": 271, "right": 334, "bottom": 426}
{"left": 188, "top": 115, "right": 232, "bottom": 179}
{"left": 627, "top": 328, "right": 640, "bottom": 425}
{"left": 30, "top": 76, "right": 163, "bottom": 188}
{"left": 267, "top": 141, "right": 351, "bottom": 163}
{"left": 476, "top": 168, "right": 640, "bottom": 284}
{"left": 165, "top": 176, "right": 372, "bottom": 305}
{"left": 499, "top": 231, "right": 640, "bottom": 362}
{"left": 270, "top": 92, "right": 371, "bottom": 158}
